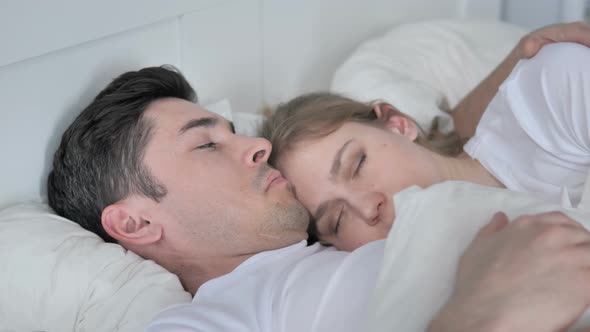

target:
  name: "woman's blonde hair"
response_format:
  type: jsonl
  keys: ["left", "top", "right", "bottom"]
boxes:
{"left": 260, "top": 92, "right": 463, "bottom": 167}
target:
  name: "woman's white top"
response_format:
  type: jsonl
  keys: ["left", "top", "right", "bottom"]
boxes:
{"left": 464, "top": 43, "right": 590, "bottom": 205}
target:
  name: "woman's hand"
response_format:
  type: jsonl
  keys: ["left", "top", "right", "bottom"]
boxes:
{"left": 518, "top": 21, "right": 590, "bottom": 59}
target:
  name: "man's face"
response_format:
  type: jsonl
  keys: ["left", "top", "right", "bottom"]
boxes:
{"left": 142, "top": 98, "right": 309, "bottom": 257}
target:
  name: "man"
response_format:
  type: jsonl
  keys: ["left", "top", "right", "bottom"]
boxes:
{"left": 47, "top": 65, "right": 590, "bottom": 332}
{"left": 48, "top": 67, "right": 309, "bottom": 296}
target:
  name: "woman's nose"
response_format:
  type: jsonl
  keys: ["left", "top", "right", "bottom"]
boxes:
{"left": 355, "top": 192, "right": 386, "bottom": 226}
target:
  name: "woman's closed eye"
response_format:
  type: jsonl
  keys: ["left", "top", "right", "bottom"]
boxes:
{"left": 334, "top": 205, "right": 344, "bottom": 234}
{"left": 352, "top": 152, "right": 366, "bottom": 177}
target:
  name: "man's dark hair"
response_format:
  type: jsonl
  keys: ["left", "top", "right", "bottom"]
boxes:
{"left": 47, "top": 65, "right": 197, "bottom": 242}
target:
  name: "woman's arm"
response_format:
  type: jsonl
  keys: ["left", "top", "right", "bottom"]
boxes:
{"left": 452, "top": 21, "right": 590, "bottom": 140}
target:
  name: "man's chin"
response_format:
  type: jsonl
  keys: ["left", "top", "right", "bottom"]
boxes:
{"left": 266, "top": 199, "right": 309, "bottom": 235}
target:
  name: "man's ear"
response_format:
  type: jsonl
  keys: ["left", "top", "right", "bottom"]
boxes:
{"left": 372, "top": 103, "right": 418, "bottom": 141}
{"left": 101, "top": 201, "right": 162, "bottom": 246}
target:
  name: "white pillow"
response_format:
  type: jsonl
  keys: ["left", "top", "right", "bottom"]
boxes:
{"left": 232, "top": 111, "right": 264, "bottom": 137}
{"left": 331, "top": 19, "right": 528, "bottom": 133}
{"left": 0, "top": 203, "right": 191, "bottom": 331}
{"left": 206, "top": 98, "right": 264, "bottom": 137}
{"left": 206, "top": 98, "right": 233, "bottom": 121}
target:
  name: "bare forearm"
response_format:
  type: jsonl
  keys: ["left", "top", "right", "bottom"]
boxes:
{"left": 427, "top": 297, "right": 506, "bottom": 332}
{"left": 451, "top": 47, "right": 521, "bottom": 140}
{"left": 452, "top": 21, "right": 590, "bottom": 140}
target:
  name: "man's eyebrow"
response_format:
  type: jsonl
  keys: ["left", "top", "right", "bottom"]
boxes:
{"left": 330, "top": 139, "right": 353, "bottom": 178}
{"left": 178, "top": 117, "right": 218, "bottom": 135}
{"left": 229, "top": 121, "right": 236, "bottom": 134}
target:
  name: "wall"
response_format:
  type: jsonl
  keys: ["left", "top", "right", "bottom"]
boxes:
{"left": 0, "top": 0, "right": 488, "bottom": 206}
{"left": 502, "top": 0, "right": 590, "bottom": 29}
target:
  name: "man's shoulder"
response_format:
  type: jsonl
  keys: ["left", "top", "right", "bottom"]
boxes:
{"left": 146, "top": 243, "right": 347, "bottom": 332}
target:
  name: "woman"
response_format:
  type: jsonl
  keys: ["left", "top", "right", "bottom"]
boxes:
{"left": 261, "top": 22, "right": 590, "bottom": 251}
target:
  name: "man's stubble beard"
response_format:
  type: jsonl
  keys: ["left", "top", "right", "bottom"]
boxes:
{"left": 254, "top": 164, "right": 310, "bottom": 240}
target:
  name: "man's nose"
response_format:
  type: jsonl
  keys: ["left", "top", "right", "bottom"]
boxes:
{"left": 242, "top": 136, "right": 272, "bottom": 167}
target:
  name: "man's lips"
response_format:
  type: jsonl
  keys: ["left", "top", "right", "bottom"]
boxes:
{"left": 265, "top": 170, "right": 287, "bottom": 191}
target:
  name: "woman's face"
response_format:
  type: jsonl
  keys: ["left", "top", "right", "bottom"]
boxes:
{"left": 278, "top": 121, "right": 441, "bottom": 251}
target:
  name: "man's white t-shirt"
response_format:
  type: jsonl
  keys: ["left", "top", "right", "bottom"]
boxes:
{"left": 464, "top": 42, "right": 590, "bottom": 205}
{"left": 146, "top": 239, "right": 384, "bottom": 332}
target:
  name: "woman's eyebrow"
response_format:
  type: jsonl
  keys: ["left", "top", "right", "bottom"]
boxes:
{"left": 313, "top": 198, "right": 341, "bottom": 226}
{"left": 330, "top": 139, "right": 354, "bottom": 179}
{"left": 314, "top": 201, "right": 330, "bottom": 223}
{"left": 312, "top": 201, "right": 333, "bottom": 237}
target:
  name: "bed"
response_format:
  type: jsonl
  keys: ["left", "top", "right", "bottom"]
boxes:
{"left": 0, "top": 0, "right": 522, "bottom": 330}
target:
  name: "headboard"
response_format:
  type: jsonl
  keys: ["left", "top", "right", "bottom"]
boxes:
{"left": 0, "top": 0, "right": 501, "bottom": 207}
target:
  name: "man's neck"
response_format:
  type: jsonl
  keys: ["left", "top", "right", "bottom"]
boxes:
{"left": 166, "top": 253, "right": 255, "bottom": 296}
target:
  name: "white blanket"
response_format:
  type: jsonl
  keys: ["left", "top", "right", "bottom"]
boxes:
{"left": 365, "top": 181, "right": 590, "bottom": 331}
